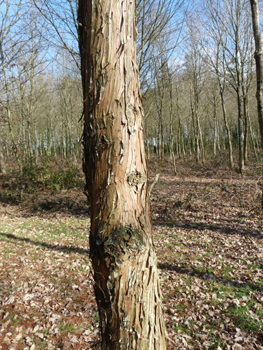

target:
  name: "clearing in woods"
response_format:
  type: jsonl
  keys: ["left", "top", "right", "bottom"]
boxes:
{"left": 0, "top": 157, "right": 262, "bottom": 349}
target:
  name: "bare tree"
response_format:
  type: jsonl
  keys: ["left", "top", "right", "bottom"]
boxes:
{"left": 32, "top": 0, "right": 80, "bottom": 69}
{"left": 185, "top": 22, "right": 206, "bottom": 163}
{"left": 0, "top": 0, "right": 25, "bottom": 173}
{"left": 136, "top": 0, "right": 186, "bottom": 90}
{"left": 199, "top": 3, "right": 235, "bottom": 167}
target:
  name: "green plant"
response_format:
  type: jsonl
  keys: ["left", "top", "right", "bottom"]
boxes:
{"left": 176, "top": 303, "right": 187, "bottom": 311}
{"left": 224, "top": 265, "right": 234, "bottom": 279}
{"left": 228, "top": 305, "right": 262, "bottom": 333}
{"left": 59, "top": 322, "right": 74, "bottom": 332}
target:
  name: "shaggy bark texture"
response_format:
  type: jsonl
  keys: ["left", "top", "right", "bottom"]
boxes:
{"left": 78, "top": 0, "right": 167, "bottom": 348}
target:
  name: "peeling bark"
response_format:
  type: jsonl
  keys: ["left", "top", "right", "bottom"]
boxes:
{"left": 78, "top": 0, "right": 166, "bottom": 349}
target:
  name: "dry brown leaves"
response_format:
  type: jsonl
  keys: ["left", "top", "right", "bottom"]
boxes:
{"left": 0, "top": 157, "right": 262, "bottom": 349}
{"left": 0, "top": 212, "right": 100, "bottom": 350}
{"left": 150, "top": 157, "right": 263, "bottom": 349}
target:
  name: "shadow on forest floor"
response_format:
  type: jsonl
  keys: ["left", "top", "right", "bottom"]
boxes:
{"left": 0, "top": 232, "right": 90, "bottom": 256}
{"left": 152, "top": 219, "right": 263, "bottom": 239}
{"left": 1, "top": 230, "right": 262, "bottom": 295}
{"left": 158, "top": 261, "right": 263, "bottom": 293}
{"left": 0, "top": 191, "right": 90, "bottom": 217}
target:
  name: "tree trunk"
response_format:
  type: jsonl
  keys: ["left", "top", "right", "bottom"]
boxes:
{"left": 235, "top": 22, "right": 244, "bottom": 173}
{"left": 180, "top": 120, "right": 186, "bottom": 159}
{"left": 34, "top": 130, "right": 39, "bottom": 164}
{"left": 1, "top": 45, "right": 23, "bottom": 174}
{"left": 248, "top": 113, "right": 258, "bottom": 161}
{"left": 243, "top": 97, "right": 248, "bottom": 163}
{"left": 160, "top": 120, "right": 164, "bottom": 161}
{"left": 250, "top": 0, "right": 263, "bottom": 148}
{"left": 0, "top": 145, "right": 6, "bottom": 174}
{"left": 237, "top": 85, "right": 245, "bottom": 173}
{"left": 169, "top": 74, "right": 174, "bottom": 161}
{"left": 78, "top": 0, "right": 167, "bottom": 349}
{"left": 219, "top": 89, "right": 233, "bottom": 168}
{"left": 191, "top": 101, "right": 199, "bottom": 162}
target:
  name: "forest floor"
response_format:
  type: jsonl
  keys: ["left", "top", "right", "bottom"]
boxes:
{"left": 0, "top": 155, "right": 262, "bottom": 350}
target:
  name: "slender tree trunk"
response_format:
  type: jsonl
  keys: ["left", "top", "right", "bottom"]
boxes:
{"left": 147, "top": 137, "right": 150, "bottom": 159}
{"left": 219, "top": 89, "right": 233, "bottom": 168}
{"left": 248, "top": 113, "right": 258, "bottom": 161}
{"left": 213, "top": 95, "right": 219, "bottom": 156}
{"left": 197, "top": 115, "right": 205, "bottom": 163}
{"left": 216, "top": 113, "right": 221, "bottom": 153}
{"left": 28, "top": 119, "right": 33, "bottom": 161}
{"left": 235, "top": 9, "right": 245, "bottom": 174}
{"left": 144, "top": 124, "right": 150, "bottom": 159}
{"left": 34, "top": 130, "right": 39, "bottom": 164}
{"left": 177, "top": 130, "right": 181, "bottom": 158}
{"left": 39, "top": 133, "right": 43, "bottom": 156}
{"left": 191, "top": 101, "right": 199, "bottom": 162}
{"left": 157, "top": 125, "right": 160, "bottom": 158}
{"left": 170, "top": 128, "right": 174, "bottom": 160}
{"left": 250, "top": 0, "right": 263, "bottom": 148}
{"left": 160, "top": 120, "right": 164, "bottom": 161}
{"left": 169, "top": 74, "right": 174, "bottom": 160}
{"left": 0, "top": 145, "right": 6, "bottom": 174}
{"left": 237, "top": 86, "right": 245, "bottom": 173}
{"left": 1, "top": 45, "right": 23, "bottom": 174}
{"left": 78, "top": 0, "right": 167, "bottom": 349}
{"left": 243, "top": 97, "right": 248, "bottom": 163}
{"left": 176, "top": 85, "right": 185, "bottom": 159}
{"left": 213, "top": 120, "right": 217, "bottom": 156}
{"left": 179, "top": 118, "right": 185, "bottom": 159}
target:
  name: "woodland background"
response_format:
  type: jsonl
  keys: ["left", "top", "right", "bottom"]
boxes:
{"left": 1, "top": 0, "right": 262, "bottom": 172}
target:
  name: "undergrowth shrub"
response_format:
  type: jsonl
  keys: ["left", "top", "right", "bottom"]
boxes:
{"left": 22, "top": 159, "right": 84, "bottom": 190}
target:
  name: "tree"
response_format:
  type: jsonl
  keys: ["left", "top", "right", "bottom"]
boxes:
{"left": 136, "top": 0, "right": 185, "bottom": 90}
{"left": 199, "top": 0, "right": 235, "bottom": 167}
{"left": 185, "top": 21, "right": 206, "bottom": 163}
{"left": 198, "top": 0, "right": 254, "bottom": 172}
{"left": 78, "top": 0, "right": 167, "bottom": 349}
{"left": 249, "top": 0, "right": 263, "bottom": 148}
{"left": 0, "top": 0, "right": 25, "bottom": 173}
{"left": 32, "top": 0, "right": 80, "bottom": 69}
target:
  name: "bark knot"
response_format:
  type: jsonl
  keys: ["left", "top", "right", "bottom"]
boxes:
{"left": 127, "top": 171, "right": 147, "bottom": 186}
{"left": 93, "top": 226, "right": 146, "bottom": 267}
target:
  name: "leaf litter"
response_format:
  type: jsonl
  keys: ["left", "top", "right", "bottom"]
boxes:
{"left": 0, "top": 157, "right": 262, "bottom": 349}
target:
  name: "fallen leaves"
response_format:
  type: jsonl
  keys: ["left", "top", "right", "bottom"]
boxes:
{"left": 147, "top": 159, "right": 263, "bottom": 349}
{"left": 0, "top": 158, "right": 263, "bottom": 349}
{"left": 0, "top": 214, "right": 100, "bottom": 350}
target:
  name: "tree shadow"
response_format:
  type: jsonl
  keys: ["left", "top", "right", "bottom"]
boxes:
{"left": 1, "top": 230, "right": 262, "bottom": 294}
{"left": 0, "top": 173, "right": 90, "bottom": 217}
{"left": 0, "top": 232, "right": 90, "bottom": 256}
{"left": 158, "top": 261, "right": 263, "bottom": 293}
{"left": 0, "top": 194, "right": 91, "bottom": 218}
{"left": 152, "top": 218, "right": 263, "bottom": 239}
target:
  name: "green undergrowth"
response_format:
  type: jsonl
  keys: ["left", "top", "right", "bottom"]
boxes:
{"left": 0, "top": 158, "right": 85, "bottom": 197}
{"left": 22, "top": 161, "right": 84, "bottom": 190}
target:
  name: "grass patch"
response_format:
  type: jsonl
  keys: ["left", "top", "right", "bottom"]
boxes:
{"left": 227, "top": 305, "right": 263, "bottom": 333}
{"left": 223, "top": 265, "right": 234, "bottom": 279}
{"left": 59, "top": 322, "right": 75, "bottom": 332}
{"left": 176, "top": 303, "right": 187, "bottom": 311}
